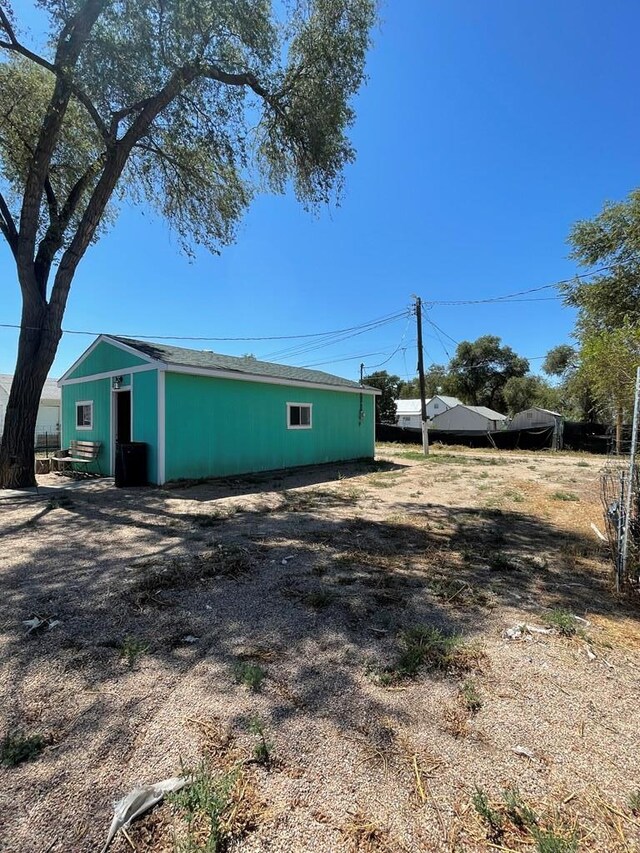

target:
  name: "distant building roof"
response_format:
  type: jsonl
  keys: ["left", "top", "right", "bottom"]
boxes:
{"left": 523, "top": 406, "right": 563, "bottom": 418}
{"left": 465, "top": 405, "right": 508, "bottom": 420}
{"left": 0, "top": 374, "right": 60, "bottom": 401}
{"left": 395, "top": 395, "right": 462, "bottom": 414}
{"left": 109, "top": 336, "right": 376, "bottom": 392}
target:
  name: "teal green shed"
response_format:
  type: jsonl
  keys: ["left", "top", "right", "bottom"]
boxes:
{"left": 59, "top": 335, "right": 378, "bottom": 485}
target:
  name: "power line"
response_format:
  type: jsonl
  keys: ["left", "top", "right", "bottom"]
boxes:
{"left": 423, "top": 265, "right": 613, "bottom": 307}
{"left": 0, "top": 310, "right": 410, "bottom": 346}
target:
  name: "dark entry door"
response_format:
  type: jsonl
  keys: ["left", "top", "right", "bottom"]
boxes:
{"left": 116, "top": 390, "right": 131, "bottom": 444}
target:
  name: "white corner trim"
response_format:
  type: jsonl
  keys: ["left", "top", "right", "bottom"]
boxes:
{"left": 157, "top": 370, "right": 166, "bottom": 485}
{"left": 166, "top": 364, "right": 379, "bottom": 395}
{"left": 60, "top": 363, "right": 162, "bottom": 386}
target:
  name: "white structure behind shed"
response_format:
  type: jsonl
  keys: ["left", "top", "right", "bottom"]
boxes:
{"left": 395, "top": 395, "right": 462, "bottom": 429}
{"left": 430, "top": 404, "right": 508, "bottom": 433}
{"left": 0, "top": 375, "right": 61, "bottom": 446}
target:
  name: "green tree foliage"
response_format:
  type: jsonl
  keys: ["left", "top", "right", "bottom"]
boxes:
{"left": 502, "top": 375, "right": 560, "bottom": 416}
{"left": 363, "top": 370, "right": 402, "bottom": 424}
{"left": 0, "top": 0, "right": 376, "bottom": 487}
{"left": 543, "top": 345, "right": 576, "bottom": 378}
{"left": 398, "top": 365, "right": 453, "bottom": 399}
{"left": 564, "top": 189, "right": 640, "bottom": 334}
{"left": 447, "top": 335, "right": 529, "bottom": 412}
{"left": 563, "top": 188, "right": 640, "bottom": 438}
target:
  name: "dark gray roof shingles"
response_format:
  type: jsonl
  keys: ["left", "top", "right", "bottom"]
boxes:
{"left": 111, "top": 336, "right": 373, "bottom": 391}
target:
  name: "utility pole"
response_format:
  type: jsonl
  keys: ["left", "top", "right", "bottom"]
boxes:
{"left": 414, "top": 296, "right": 429, "bottom": 455}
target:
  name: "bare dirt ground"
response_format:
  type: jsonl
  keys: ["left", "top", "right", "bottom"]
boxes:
{"left": 1, "top": 443, "right": 639, "bottom": 852}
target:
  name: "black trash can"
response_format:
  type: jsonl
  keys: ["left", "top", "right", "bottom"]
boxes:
{"left": 115, "top": 442, "right": 148, "bottom": 487}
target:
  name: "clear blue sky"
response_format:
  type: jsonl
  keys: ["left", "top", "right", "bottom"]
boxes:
{"left": 1, "top": 0, "right": 639, "bottom": 382}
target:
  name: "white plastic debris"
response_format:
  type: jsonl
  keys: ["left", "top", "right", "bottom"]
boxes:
{"left": 101, "top": 775, "right": 190, "bottom": 852}
{"left": 502, "top": 624, "right": 552, "bottom": 640}
{"left": 182, "top": 635, "right": 199, "bottom": 643}
{"left": 23, "top": 616, "right": 60, "bottom": 634}
{"left": 511, "top": 745, "right": 535, "bottom": 760}
{"left": 585, "top": 645, "right": 597, "bottom": 661}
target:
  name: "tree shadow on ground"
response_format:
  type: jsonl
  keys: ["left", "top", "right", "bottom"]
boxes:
{"left": 0, "top": 477, "right": 637, "bottom": 850}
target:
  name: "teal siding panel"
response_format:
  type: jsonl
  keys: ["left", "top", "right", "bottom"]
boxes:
{"left": 67, "top": 341, "right": 148, "bottom": 379}
{"left": 164, "top": 372, "right": 375, "bottom": 481}
{"left": 132, "top": 370, "right": 158, "bottom": 484}
{"left": 61, "top": 378, "right": 111, "bottom": 473}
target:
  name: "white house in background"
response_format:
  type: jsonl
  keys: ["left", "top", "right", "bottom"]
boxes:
{"left": 395, "top": 395, "right": 462, "bottom": 429}
{"left": 0, "top": 374, "right": 61, "bottom": 446}
{"left": 430, "top": 403, "right": 508, "bottom": 433}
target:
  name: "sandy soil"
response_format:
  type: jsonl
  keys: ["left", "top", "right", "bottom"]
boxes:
{"left": 0, "top": 444, "right": 638, "bottom": 852}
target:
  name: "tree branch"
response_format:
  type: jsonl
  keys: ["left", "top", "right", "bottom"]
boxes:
{"left": 0, "top": 36, "right": 110, "bottom": 144}
{"left": 0, "top": 189, "right": 18, "bottom": 256}
{"left": 16, "top": 0, "right": 107, "bottom": 280}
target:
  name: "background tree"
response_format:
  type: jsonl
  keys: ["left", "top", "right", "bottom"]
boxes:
{"left": 362, "top": 370, "right": 402, "bottom": 424}
{"left": 502, "top": 375, "right": 560, "bottom": 415}
{"left": 447, "top": 335, "right": 529, "bottom": 411}
{"left": 0, "top": 0, "right": 375, "bottom": 487}
{"left": 397, "top": 364, "right": 453, "bottom": 399}
{"left": 562, "top": 188, "right": 640, "bottom": 442}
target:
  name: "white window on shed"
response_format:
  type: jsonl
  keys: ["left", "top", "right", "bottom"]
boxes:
{"left": 402, "top": 416, "right": 411, "bottom": 424}
{"left": 76, "top": 401, "right": 93, "bottom": 430}
{"left": 526, "top": 411, "right": 533, "bottom": 419}
{"left": 287, "top": 403, "right": 312, "bottom": 429}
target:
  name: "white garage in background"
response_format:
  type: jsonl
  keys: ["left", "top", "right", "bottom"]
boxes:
{"left": 0, "top": 374, "right": 61, "bottom": 448}
{"left": 395, "top": 394, "right": 462, "bottom": 428}
{"left": 430, "top": 403, "right": 508, "bottom": 433}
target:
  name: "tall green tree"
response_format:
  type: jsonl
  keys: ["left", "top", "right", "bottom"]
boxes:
{"left": 447, "top": 335, "right": 528, "bottom": 412}
{"left": 363, "top": 370, "right": 402, "bottom": 424}
{"left": 0, "top": 0, "right": 375, "bottom": 487}
{"left": 564, "top": 188, "right": 640, "bottom": 443}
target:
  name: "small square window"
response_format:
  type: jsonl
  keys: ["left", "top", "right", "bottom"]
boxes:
{"left": 287, "top": 403, "right": 312, "bottom": 429}
{"left": 76, "top": 401, "right": 93, "bottom": 430}
{"left": 433, "top": 402, "right": 439, "bottom": 409}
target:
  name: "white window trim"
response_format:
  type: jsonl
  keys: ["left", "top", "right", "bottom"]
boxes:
{"left": 76, "top": 400, "right": 93, "bottom": 430}
{"left": 287, "top": 402, "right": 313, "bottom": 430}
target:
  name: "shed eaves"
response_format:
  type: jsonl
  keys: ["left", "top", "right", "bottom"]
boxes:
{"left": 109, "top": 336, "right": 376, "bottom": 392}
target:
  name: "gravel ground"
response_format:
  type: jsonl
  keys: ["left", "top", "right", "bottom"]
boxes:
{"left": 0, "top": 444, "right": 638, "bottom": 852}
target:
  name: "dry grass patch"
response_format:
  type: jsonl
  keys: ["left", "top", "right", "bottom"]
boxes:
{"left": 340, "top": 811, "right": 400, "bottom": 852}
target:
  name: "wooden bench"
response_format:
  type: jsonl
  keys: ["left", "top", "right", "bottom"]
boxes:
{"left": 51, "top": 440, "right": 102, "bottom": 476}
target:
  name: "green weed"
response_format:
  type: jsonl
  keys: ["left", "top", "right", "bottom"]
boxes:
{"left": 542, "top": 609, "right": 580, "bottom": 637}
{"left": 233, "top": 661, "right": 266, "bottom": 692}
{"left": 460, "top": 679, "right": 483, "bottom": 714}
{"left": 120, "top": 636, "right": 149, "bottom": 667}
{"left": 551, "top": 491, "right": 580, "bottom": 502}
{"left": 383, "top": 626, "right": 484, "bottom": 682}
{"left": 248, "top": 715, "right": 272, "bottom": 768}
{"left": 532, "top": 828, "right": 578, "bottom": 853}
{"left": 472, "top": 787, "right": 504, "bottom": 842}
{"left": 302, "top": 590, "right": 334, "bottom": 609}
{"left": 170, "top": 763, "right": 238, "bottom": 853}
{"left": 628, "top": 790, "right": 640, "bottom": 814}
{"left": 1, "top": 730, "right": 45, "bottom": 767}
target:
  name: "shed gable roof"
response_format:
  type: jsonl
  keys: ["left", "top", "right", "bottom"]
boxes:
{"left": 77, "top": 336, "right": 377, "bottom": 393}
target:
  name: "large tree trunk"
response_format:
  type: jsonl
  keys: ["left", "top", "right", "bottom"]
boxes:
{"left": 0, "top": 299, "right": 62, "bottom": 488}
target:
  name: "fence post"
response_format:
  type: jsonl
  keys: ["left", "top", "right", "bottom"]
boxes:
{"left": 620, "top": 365, "right": 640, "bottom": 591}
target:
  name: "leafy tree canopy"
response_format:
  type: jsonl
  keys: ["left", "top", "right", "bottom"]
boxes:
{"left": 564, "top": 188, "right": 640, "bottom": 334}
{"left": 363, "top": 370, "right": 402, "bottom": 424}
{"left": 0, "top": 0, "right": 376, "bottom": 487}
{"left": 447, "top": 335, "right": 529, "bottom": 411}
